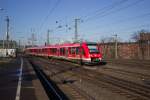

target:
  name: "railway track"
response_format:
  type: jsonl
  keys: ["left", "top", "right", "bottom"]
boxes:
{"left": 64, "top": 69, "right": 150, "bottom": 100}
{"left": 99, "top": 67, "right": 150, "bottom": 86}
{"left": 52, "top": 58, "right": 150, "bottom": 100}
{"left": 67, "top": 68, "right": 150, "bottom": 100}
{"left": 98, "top": 74, "right": 150, "bottom": 100}
{"left": 28, "top": 57, "right": 92, "bottom": 100}
{"left": 54, "top": 75, "right": 95, "bottom": 100}
{"left": 30, "top": 57, "right": 150, "bottom": 100}
{"left": 101, "top": 67, "right": 150, "bottom": 80}
{"left": 28, "top": 59, "right": 69, "bottom": 100}
{"left": 101, "top": 67, "right": 150, "bottom": 78}
{"left": 106, "top": 59, "right": 150, "bottom": 69}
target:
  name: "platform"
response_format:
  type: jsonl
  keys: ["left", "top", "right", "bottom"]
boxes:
{"left": 0, "top": 56, "right": 48, "bottom": 100}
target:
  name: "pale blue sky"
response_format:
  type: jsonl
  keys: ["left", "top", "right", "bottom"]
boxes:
{"left": 0, "top": 0, "right": 150, "bottom": 45}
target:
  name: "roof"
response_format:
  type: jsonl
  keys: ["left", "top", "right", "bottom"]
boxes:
{"left": 26, "top": 42, "right": 88, "bottom": 49}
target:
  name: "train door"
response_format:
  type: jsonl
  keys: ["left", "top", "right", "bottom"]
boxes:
{"left": 57, "top": 48, "right": 60, "bottom": 56}
{"left": 70, "top": 47, "right": 76, "bottom": 58}
{"left": 47, "top": 48, "right": 51, "bottom": 56}
{"left": 75, "top": 47, "right": 80, "bottom": 58}
{"left": 65, "top": 47, "right": 68, "bottom": 57}
{"left": 60, "top": 48, "right": 65, "bottom": 57}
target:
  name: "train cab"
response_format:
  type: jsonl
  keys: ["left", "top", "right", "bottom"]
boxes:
{"left": 82, "top": 42, "right": 102, "bottom": 64}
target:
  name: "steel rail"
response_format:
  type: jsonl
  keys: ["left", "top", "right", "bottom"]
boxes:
{"left": 29, "top": 60, "right": 68, "bottom": 100}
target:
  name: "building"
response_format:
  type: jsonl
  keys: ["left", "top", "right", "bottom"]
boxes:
{"left": 0, "top": 40, "right": 17, "bottom": 49}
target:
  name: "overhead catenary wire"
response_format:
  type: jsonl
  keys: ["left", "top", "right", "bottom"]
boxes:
{"left": 53, "top": 0, "right": 130, "bottom": 32}
{"left": 119, "top": 23, "right": 150, "bottom": 32}
{"left": 83, "top": 0, "right": 144, "bottom": 22}
{"left": 79, "top": 0, "right": 129, "bottom": 20}
{"left": 63, "top": 0, "right": 142, "bottom": 32}
{"left": 53, "top": 0, "right": 129, "bottom": 33}
{"left": 37, "top": 0, "right": 61, "bottom": 45}
{"left": 41, "top": 0, "right": 147, "bottom": 43}
{"left": 77, "top": 0, "right": 147, "bottom": 39}
{"left": 108, "top": 12, "right": 150, "bottom": 25}
{"left": 88, "top": 23, "right": 150, "bottom": 43}
{"left": 94, "top": 23, "right": 150, "bottom": 37}
{"left": 92, "top": 12, "right": 150, "bottom": 30}
{"left": 81, "top": 0, "right": 129, "bottom": 22}
{"left": 60, "top": 0, "right": 145, "bottom": 41}
{"left": 39, "top": 0, "right": 61, "bottom": 33}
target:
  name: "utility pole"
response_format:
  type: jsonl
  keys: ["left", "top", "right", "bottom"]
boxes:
{"left": 0, "top": 8, "right": 4, "bottom": 48}
{"left": 18, "top": 39, "right": 21, "bottom": 49}
{"left": 148, "top": 40, "right": 150, "bottom": 59}
{"left": 74, "top": 18, "right": 80, "bottom": 42}
{"left": 28, "top": 29, "right": 36, "bottom": 47}
{"left": 47, "top": 29, "right": 50, "bottom": 45}
{"left": 2, "top": 39, "right": 4, "bottom": 49}
{"left": 6, "top": 16, "right": 10, "bottom": 49}
{"left": 114, "top": 34, "right": 118, "bottom": 59}
{"left": 13, "top": 40, "right": 16, "bottom": 48}
{"left": 31, "top": 33, "right": 36, "bottom": 47}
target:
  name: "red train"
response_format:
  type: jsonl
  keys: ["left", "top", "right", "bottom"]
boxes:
{"left": 25, "top": 42, "right": 102, "bottom": 64}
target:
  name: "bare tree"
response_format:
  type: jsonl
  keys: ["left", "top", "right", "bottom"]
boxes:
{"left": 131, "top": 29, "right": 150, "bottom": 59}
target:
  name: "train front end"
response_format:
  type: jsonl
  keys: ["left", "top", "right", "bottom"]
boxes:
{"left": 83, "top": 42, "right": 102, "bottom": 64}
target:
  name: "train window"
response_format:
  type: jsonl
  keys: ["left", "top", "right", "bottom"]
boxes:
{"left": 45, "top": 48, "right": 47, "bottom": 53}
{"left": 51, "top": 49, "right": 53, "bottom": 54}
{"left": 60, "top": 48, "right": 65, "bottom": 55}
{"left": 50, "top": 48, "right": 52, "bottom": 54}
{"left": 81, "top": 48, "right": 85, "bottom": 55}
{"left": 88, "top": 45, "right": 99, "bottom": 54}
{"left": 52, "top": 48, "right": 54, "bottom": 54}
{"left": 62, "top": 48, "right": 65, "bottom": 55}
{"left": 35, "top": 49, "right": 37, "bottom": 52}
{"left": 65, "top": 48, "right": 68, "bottom": 56}
{"left": 76, "top": 47, "right": 80, "bottom": 55}
{"left": 71, "top": 47, "right": 75, "bottom": 54}
{"left": 51, "top": 48, "right": 57, "bottom": 54}
{"left": 75, "top": 47, "right": 85, "bottom": 55}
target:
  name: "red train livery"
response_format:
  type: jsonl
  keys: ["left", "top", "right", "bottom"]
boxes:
{"left": 25, "top": 42, "right": 102, "bottom": 64}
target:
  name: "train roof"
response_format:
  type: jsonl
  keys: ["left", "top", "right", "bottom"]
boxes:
{"left": 26, "top": 42, "right": 97, "bottom": 50}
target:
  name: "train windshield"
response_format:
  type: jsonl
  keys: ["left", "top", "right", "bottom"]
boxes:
{"left": 87, "top": 45, "right": 99, "bottom": 53}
